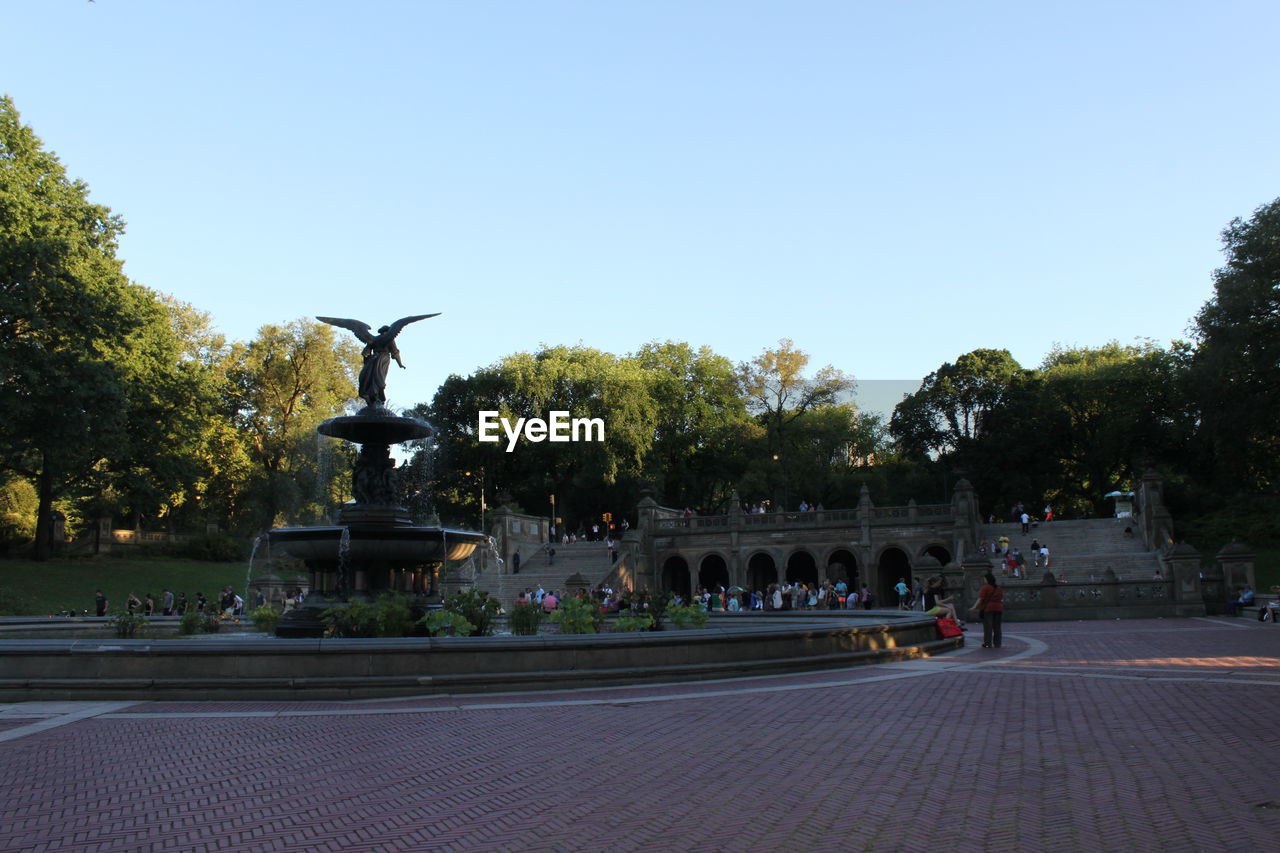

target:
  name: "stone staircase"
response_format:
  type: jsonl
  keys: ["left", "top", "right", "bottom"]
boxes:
{"left": 449, "top": 540, "right": 618, "bottom": 609}
{"left": 980, "top": 518, "right": 1163, "bottom": 582}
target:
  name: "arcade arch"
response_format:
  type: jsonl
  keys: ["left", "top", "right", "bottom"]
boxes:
{"left": 877, "top": 546, "right": 911, "bottom": 606}
{"left": 698, "top": 553, "right": 730, "bottom": 593}
{"left": 826, "top": 549, "right": 858, "bottom": 585}
{"left": 661, "top": 556, "right": 691, "bottom": 599}
{"left": 747, "top": 552, "right": 777, "bottom": 592}
{"left": 922, "top": 544, "right": 952, "bottom": 567}
{"left": 785, "top": 550, "right": 818, "bottom": 587}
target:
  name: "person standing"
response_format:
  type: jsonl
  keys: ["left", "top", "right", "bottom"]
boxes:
{"left": 161, "top": 588, "right": 175, "bottom": 616}
{"left": 512, "top": 550, "right": 521, "bottom": 574}
{"left": 1020, "top": 511, "right": 1030, "bottom": 534}
{"left": 969, "top": 572, "right": 1005, "bottom": 648}
{"left": 94, "top": 589, "right": 108, "bottom": 617}
{"left": 895, "top": 578, "right": 910, "bottom": 609}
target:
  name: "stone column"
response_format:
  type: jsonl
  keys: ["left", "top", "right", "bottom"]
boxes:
{"left": 1216, "top": 543, "right": 1256, "bottom": 601}
{"left": 951, "top": 478, "right": 980, "bottom": 558}
{"left": 858, "top": 485, "right": 873, "bottom": 592}
{"left": 1163, "top": 543, "right": 1202, "bottom": 606}
{"left": 960, "top": 551, "right": 993, "bottom": 615}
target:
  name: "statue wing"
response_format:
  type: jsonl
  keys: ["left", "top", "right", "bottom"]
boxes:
{"left": 316, "top": 316, "right": 375, "bottom": 345}
{"left": 386, "top": 313, "right": 441, "bottom": 336}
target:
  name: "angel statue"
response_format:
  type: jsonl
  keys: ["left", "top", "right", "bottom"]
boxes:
{"left": 316, "top": 314, "right": 440, "bottom": 408}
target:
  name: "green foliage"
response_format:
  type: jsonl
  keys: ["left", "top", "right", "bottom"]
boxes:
{"left": 178, "top": 609, "right": 223, "bottom": 634}
{"left": 611, "top": 614, "right": 654, "bottom": 632}
{"left": 548, "top": 596, "right": 601, "bottom": 634}
{"left": 223, "top": 320, "right": 360, "bottom": 529}
{"left": 1193, "top": 197, "right": 1280, "bottom": 494}
{"left": 507, "top": 601, "right": 544, "bottom": 635}
{"left": 249, "top": 605, "right": 280, "bottom": 633}
{"left": 174, "top": 533, "right": 247, "bottom": 562}
{"left": 441, "top": 588, "right": 501, "bottom": 636}
{"left": 178, "top": 610, "right": 203, "bottom": 635}
{"left": 890, "top": 349, "right": 1025, "bottom": 458}
{"left": 321, "top": 593, "right": 413, "bottom": 638}
{"left": 110, "top": 611, "right": 147, "bottom": 638}
{"left": 665, "top": 604, "right": 710, "bottom": 630}
{"left": 0, "top": 474, "right": 36, "bottom": 552}
{"left": 418, "top": 608, "right": 476, "bottom": 637}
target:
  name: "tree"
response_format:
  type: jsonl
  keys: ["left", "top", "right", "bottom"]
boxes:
{"left": 1193, "top": 197, "right": 1280, "bottom": 493}
{"left": 889, "top": 349, "right": 1023, "bottom": 457}
{"left": 732, "top": 338, "right": 860, "bottom": 507}
{"left": 0, "top": 96, "right": 164, "bottom": 558}
{"left": 222, "top": 319, "right": 360, "bottom": 529}
{"left": 420, "top": 345, "right": 656, "bottom": 530}
{"left": 633, "top": 341, "right": 756, "bottom": 512}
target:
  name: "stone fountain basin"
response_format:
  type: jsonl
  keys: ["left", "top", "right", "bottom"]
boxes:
{"left": 317, "top": 412, "right": 432, "bottom": 445}
{"left": 268, "top": 526, "right": 487, "bottom": 564}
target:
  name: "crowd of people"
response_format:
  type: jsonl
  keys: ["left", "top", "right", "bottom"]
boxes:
{"left": 92, "top": 585, "right": 303, "bottom": 618}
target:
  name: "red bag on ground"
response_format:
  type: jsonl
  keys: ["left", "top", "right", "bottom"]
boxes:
{"left": 936, "top": 617, "right": 963, "bottom": 639}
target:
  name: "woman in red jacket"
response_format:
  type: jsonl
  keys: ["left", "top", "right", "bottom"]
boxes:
{"left": 969, "top": 572, "right": 1005, "bottom": 648}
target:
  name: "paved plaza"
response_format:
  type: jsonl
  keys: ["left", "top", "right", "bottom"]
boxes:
{"left": 1, "top": 618, "right": 1278, "bottom": 852}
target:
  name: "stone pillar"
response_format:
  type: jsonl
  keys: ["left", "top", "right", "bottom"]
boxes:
{"left": 1137, "top": 468, "right": 1175, "bottom": 552}
{"left": 1216, "top": 543, "right": 1256, "bottom": 601}
{"left": 951, "top": 478, "right": 980, "bottom": 558}
{"left": 960, "top": 551, "right": 993, "bottom": 615}
{"left": 1038, "top": 571, "right": 1059, "bottom": 609}
{"left": 634, "top": 494, "right": 660, "bottom": 591}
{"left": 1163, "top": 543, "right": 1202, "bottom": 605}
{"left": 1101, "top": 568, "right": 1120, "bottom": 608}
{"left": 858, "top": 485, "right": 873, "bottom": 591}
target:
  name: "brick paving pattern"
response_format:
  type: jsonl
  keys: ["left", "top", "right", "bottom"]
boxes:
{"left": 2, "top": 617, "right": 1278, "bottom": 852}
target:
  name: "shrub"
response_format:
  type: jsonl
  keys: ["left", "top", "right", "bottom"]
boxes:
{"left": 250, "top": 605, "right": 280, "bottom": 633}
{"left": 612, "top": 614, "right": 654, "bottom": 633}
{"left": 548, "top": 596, "right": 601, "bottom": 635}
{"left": 665, "top": 604, "right": 709, "bottom": 630}
{"left": 111, "top": 612, "right": 147, "bottom": 638}
{"left": 179, "top": 610, "right": 203, "bottom": 635}
{"left": 508, "top": 601, "right": 544, "bottom": 636}
{"left": 320, "top": 601, "right": 375, "bottom": 638}
{"left": 321, "top": 593, "right": 413, "bottom": 638}
{"left": 442, "top": 588, "right": 501, "bottom": 636}
{"left": 418, "top": 609, "right": 476, "bottom": 637}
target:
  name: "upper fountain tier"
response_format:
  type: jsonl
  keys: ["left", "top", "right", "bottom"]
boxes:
{"left": 318, "top": 409, "right": 433, "bottom": 446}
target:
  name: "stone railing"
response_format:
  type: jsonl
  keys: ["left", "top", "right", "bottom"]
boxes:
{"left": 108, "top": 530, "right": 192, "bottom": 547}
{"left": 652, "top": 504, "right": 952, "bottom": 534}
{"left": 1000, "top": 578, "right": 1198, "bottom": 621}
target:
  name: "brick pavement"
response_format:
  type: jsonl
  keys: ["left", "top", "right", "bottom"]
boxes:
{"left": 1, "top": 617, "right": 1278, "bottom": 852}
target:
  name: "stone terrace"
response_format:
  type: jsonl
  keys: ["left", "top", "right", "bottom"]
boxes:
{"left": 2, "top": 617, "right": 1279, "bottom": 851}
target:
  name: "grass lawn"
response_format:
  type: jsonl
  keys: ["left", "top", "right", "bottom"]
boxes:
{"left": 0, "top": 555, "right": 251, "bottom": 616}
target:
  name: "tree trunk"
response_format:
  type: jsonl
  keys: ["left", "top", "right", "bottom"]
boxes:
{"left": 32, "top": 451, "right": 54, "bottom": 561}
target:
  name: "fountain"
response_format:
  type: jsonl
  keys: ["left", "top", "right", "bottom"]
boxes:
{"left": 269, "top": 313, "right": 488, "bottom": 637}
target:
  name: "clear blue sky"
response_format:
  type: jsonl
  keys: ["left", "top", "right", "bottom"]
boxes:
{"left": 4, "top": 1, "right": 1278, "bottom": 418}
